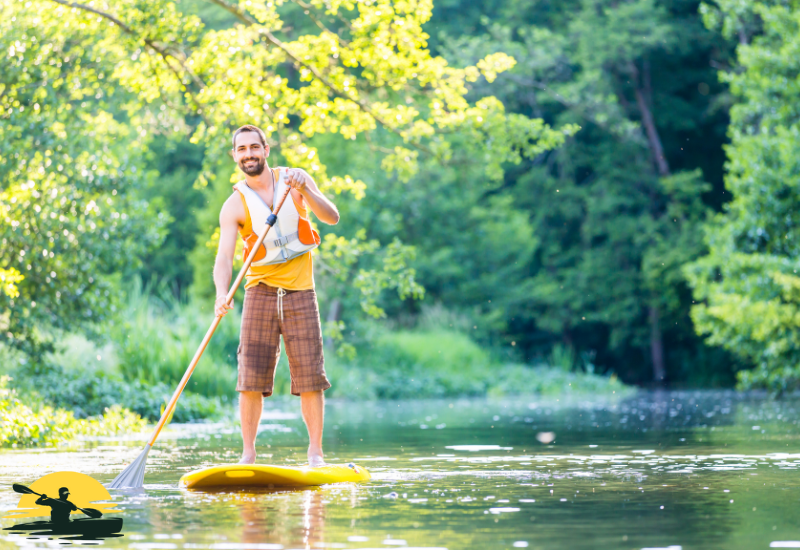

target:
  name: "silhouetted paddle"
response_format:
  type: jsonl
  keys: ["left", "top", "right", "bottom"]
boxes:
{"left": 12, "top": 483, "right": 103, "bottom": 519}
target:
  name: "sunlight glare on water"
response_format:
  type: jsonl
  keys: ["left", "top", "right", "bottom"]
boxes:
{"left": 2, "top": 391, "right": 800, "bottom": 549}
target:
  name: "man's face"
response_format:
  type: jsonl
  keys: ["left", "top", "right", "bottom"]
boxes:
{"left": 233, "top": 131, "right": 269, "bottom": 176}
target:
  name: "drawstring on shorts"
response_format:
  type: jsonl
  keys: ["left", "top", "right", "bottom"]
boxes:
{"left": 276, "top": 287, "right": 286, "bottom": 321}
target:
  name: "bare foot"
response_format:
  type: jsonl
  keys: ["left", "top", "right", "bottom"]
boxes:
{"left": 238, "top": 452, "right": 256, "bottom": 465}
{"left": 308, "top": 448, "right": 325, "bottom": 468}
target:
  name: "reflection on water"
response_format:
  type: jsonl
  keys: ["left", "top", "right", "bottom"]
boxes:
{"left": 182, "top": 487, "right": 327, "bottom": 548}
{"left": 2, "top": 391, "right": 800, "bottom": 549}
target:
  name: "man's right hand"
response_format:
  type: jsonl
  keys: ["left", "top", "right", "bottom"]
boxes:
{"left": 215, "top": 295, "right": 233, "bottom": 317}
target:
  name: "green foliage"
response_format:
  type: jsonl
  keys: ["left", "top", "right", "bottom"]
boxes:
{"left": 137, "top": 137, "right": 206, "bottom": 294}
{"left": 94, "top": 284, "right": 623, "bottom": 402}
{"left": 488, "top": 364, "right": 629, "bottom": 398}
{"left": 322, "top": 326, "right": 629, "bottom": 399}
{"left": 308, "top": 129, "right": 544, "bottom": 352}
{"left": 6, "top": 282, "right": 232, "bottom": 423}
{"left": 1, "top": 282, "right": 233, "bottom": 424}
{"left": 432, "top": 0, "right": 734, "bottom": 383}
{"left": 0, "top": 376, "right": 146, "bottom": 448}
{"left": 39, "top": 281, "right": 625, "bottom": 407}
{"left": 0, "top": 4, "right": 167, "bottom": 357}
{"left": 110, "top": 281, "right": 239, "bottom": 398}
{"left": 16, "top": 365, "right": 226, "bottom": 423}
{"left": 548, "top": 344, "right": 577, "bottom": 372}
{"left": 316, "top": 230, "right": 424, "bottom": 320}
{"left": 687, "top": 1, "right": 800, "bottom": 394}
{"left": 0, "top": 0, "right": 752, "bottom": 393}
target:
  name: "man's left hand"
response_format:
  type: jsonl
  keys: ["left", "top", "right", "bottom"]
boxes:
{"left": 285, "top": 168, "right": 309, "bottom": 192}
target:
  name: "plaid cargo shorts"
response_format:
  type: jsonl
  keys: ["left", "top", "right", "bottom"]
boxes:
{"left": 237, "top": 284, "right": 331, "bottom": 397}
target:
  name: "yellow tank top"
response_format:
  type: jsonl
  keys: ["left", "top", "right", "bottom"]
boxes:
{"left": 236, "top": 190, "right": 315, "bottom": 291}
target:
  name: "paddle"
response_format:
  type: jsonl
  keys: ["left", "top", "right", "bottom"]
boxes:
{"left": 12, "top": 483, "right": 103, "bottom": 519}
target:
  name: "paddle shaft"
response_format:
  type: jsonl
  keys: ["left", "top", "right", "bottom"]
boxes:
{"left": 12, "top": 484, "right": 102, "bottom": 518}
{"left": 146, "top": 186, "right": 293, "bottom": 446}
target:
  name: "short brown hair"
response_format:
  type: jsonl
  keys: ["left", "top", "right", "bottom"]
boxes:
{"left": 232, "top": 125, "right": 267, "bottom": 148}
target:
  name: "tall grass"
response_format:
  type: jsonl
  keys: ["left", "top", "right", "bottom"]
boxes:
{"left": 111, "top": 281, "right": 239, "bottom": 398}
{"left": 10, "top": 281, "right": 236, "bottom": 423}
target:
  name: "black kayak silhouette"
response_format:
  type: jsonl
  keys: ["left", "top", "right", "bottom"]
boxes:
{"left": 4, "top": 517, "right": 123, "bottom": 536}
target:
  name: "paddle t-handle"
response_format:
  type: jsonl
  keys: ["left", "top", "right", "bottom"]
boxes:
{"left": 12, "top": 483, "right": 103, "bottom": 519}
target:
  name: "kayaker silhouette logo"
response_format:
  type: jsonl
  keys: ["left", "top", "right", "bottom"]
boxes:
{"left": 2, "top": 471, "right": 123, "bottom": 541}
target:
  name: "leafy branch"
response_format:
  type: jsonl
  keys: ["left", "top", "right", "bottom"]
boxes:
{"left": 48, "top": 0, "right": 210, "bottom": 121}
{"left": 205, "top": 0, "right": 433, "bottom": 155}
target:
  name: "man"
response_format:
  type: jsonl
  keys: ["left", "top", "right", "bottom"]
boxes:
{"left": 35, "top": 487, "right": 77, "bottom": 524}
{"left": 214, "top": 124, "right": 339, "bottom": 466}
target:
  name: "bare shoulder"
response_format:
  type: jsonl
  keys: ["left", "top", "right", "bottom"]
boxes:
{"left": 220, "top": 190, "right": 245, "bottom": 226}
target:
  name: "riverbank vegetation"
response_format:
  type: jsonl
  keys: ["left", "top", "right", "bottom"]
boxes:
{"left": 3, "top": 0, "right": 800, "bottom": 446}
{"left": 0, "top": 376, "right": 145, "bottom": 448}
{"left": 2, "top": 285, "right": 627, "bottom": 444}
{"left": 0, "top": 292, "right": 627, "bottom": 447}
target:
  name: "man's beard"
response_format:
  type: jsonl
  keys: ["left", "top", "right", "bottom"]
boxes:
{"left": 239, "top": 156, "right": 266, "bottom": 176}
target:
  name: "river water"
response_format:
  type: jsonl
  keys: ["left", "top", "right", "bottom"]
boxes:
{"left": 2, "top": 391, "right": 800, "bottom": 549}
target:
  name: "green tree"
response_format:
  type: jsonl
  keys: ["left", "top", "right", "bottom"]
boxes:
{"left": 296, "top": 129, "right": 541, "bottom": 345}
{"left": 435, "top": 0, "right": 734, "bottom": 383}
{"left": 0, "top": 4, "right": 166, "bottom": 358}
{"left": 137, "top": 137, "right": 206, "bottom": 295}
{"left": 686, "top": 0, "right": 800, "bottom": 394}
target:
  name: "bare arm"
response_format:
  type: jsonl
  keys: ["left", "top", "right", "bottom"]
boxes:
{"left": 285, "top": 168, "right": 340, "bottom": 225}
{"left": 213, "top": 194, "right": 244, "bottom": 317}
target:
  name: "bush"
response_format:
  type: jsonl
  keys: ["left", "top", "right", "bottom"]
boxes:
{"left": 0, "top": 376, "right": 146, "bottom": 448}
{"left": 321, "top": 328, "right": 629, "bottom": 400}
{"left": 737, "top": 364, "right": 800, "bottom": 397}
{"left": 16, "top": 365, "right": 228, "bottom": 423}
{"left": 4, "top": 281, "right": 234, "bottom": 425}
{"left": 100, "top": 286, "right": 630, "bottom": 402}
{"left": 488, "top": 364, "right": 627, "bottom": 397}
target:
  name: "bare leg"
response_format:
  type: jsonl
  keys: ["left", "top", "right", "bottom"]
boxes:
{"left": 300, "top": 390, "right": 325, "bottom": 467}
{"left": 239, "top": 391, "right": 263, "bottom": 464}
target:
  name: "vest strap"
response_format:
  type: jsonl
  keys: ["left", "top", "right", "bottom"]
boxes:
{"left": 266, "top": 231, "right": 300, "bottom": 250}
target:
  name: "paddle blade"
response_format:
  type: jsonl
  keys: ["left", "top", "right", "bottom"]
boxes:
{"left": 12, "top": 484, "right": 37, "bottom": 495}
{"left": 107, "top": 444, "right": 151, "bottom": 489}
{"left": 80, "top": 507, "right": 103, "bottom": 519}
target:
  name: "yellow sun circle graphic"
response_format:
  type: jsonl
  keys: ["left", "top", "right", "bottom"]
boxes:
{"left": 5, "top": 471, "right": 119, "bottom": 520}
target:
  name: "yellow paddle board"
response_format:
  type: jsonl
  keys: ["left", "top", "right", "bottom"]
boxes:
{"left": 179, "top": 463, "right": 370, "bottom": 489}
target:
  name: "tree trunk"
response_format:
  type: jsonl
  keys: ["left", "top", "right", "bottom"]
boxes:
{"left": 649, "top": 305, "right": 666, "bottom": 384}
{"left": 630, "top": 62, "right": 670, "bottom": 177}
{"left": 630, "top": 60, "right": 669, "bottom": 382}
